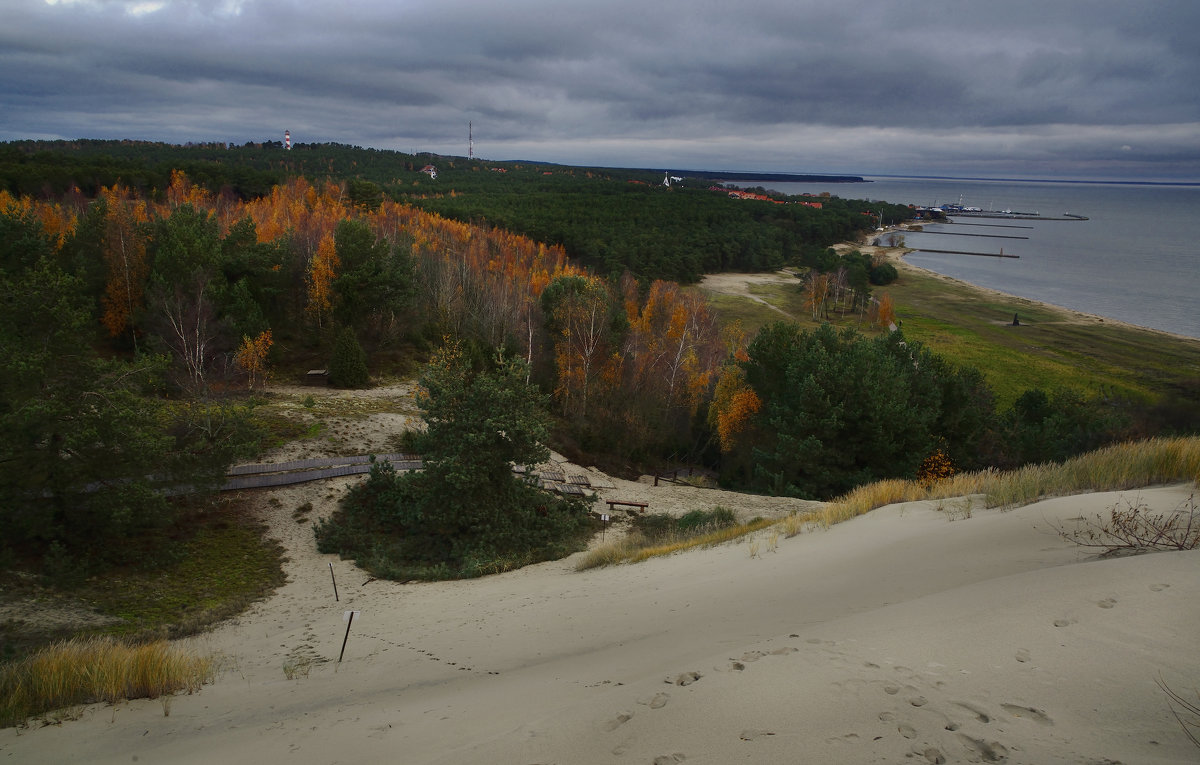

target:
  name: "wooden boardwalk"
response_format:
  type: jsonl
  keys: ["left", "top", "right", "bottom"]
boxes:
{"left": 222, "top": 455, "right": 605, "bottom": 502}
{"left": 222, "top": 454, "right": 422, "bottom": 491}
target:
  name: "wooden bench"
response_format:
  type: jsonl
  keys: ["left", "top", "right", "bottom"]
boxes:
{"left": 606, "top": 499, "right": 649, "bottom": 514}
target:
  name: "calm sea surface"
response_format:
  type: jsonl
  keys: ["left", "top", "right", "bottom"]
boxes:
{"left": 760, "top": 177, "right": 1200, "bottom": 339}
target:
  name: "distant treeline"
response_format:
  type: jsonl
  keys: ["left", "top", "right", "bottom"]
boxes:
{"left": 0, "top": 140, "right": 912, "bottom": 283}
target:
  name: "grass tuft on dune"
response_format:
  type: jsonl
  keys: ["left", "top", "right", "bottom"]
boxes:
{"left": 581, "top": 437, "right": 1200, "bottom": 568}
{"left": 0, "top": 637, "right": 214, "bottom": 728}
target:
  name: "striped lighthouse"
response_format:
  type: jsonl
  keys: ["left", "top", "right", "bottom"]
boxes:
{"left": 284, "top": 130, "right": 291, "bottom": 150}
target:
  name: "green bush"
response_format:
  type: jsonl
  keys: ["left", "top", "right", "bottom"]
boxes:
{"left": 316, "top": 341, "right": 594, "bottom": 579}
{"left": 327, "top": 327, "right": 369, "bottom": 388}
{"left": 676, "top": 506, "right": 737, "bottom": 534}
{"left": 869, "top": 262, "right": 899, "bottom": 285}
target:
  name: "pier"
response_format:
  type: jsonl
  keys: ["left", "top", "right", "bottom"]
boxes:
{"left": 949, "top": 212, "right": 1088, "bottom": 221}
{"left": 943, "top": 222, "right": 1034, "bottom": 230}
{"left": 913, "top": 248, "right": 1019, "bottom": 259}
{"left": 915, "top": 230, "right": 1028, "bottom": 240}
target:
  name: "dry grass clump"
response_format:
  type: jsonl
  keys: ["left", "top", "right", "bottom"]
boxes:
{"left": 577, "top": 437, "right": 1200, "bottom": 567}
{"left": 819, "top": 478, "right": 927, "bottom": 528}
{"left": 577, "top": 516, "right": 778, "bottom": 570}
{"left": 980, "top": 437, "right": 1200, "bottom": 508}
{"left": 0, "top": 636, "right": 214, "bottom": 728}
{"left": 813, "top": 436, "right": 1200, "bottom": 529}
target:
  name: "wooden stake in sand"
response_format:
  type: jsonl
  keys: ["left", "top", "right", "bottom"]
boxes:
{"left": 329, "top": 562, "right": 339, "bottom": 601}
{"left": 601, "top": 513, "right": 609, "bottom": 541}
{"left": 339, "top": 611, "right": 360, "bottom": 663}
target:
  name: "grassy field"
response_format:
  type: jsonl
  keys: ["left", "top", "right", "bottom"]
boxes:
{"left": 699, "top": 256, "right": 1200, "bottom": 407}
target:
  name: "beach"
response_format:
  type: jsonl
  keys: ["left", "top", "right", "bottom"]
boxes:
{"left": 2, "top": 374, "right": 1198, "bottom": 764}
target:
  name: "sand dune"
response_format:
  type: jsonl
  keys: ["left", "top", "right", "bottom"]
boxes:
{"left": 3, "top": 470, "right": 1197, "bottom": 764}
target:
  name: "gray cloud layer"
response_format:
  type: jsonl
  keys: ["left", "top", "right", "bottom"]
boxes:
{"left": 3, "top": 0, "right": 1198, "bottom": 180}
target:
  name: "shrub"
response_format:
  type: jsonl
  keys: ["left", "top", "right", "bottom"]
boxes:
{"left": 1057, "top": 493, "right": 1199, "bottom": 556}
{"left": 316, "top": 342, "right": 594, "bottom": 578}
{"left": 917, "top": 449, "right": 956, "bottom": 487}
{"left": 869, "top": 261, "right": 898, "bottom": 285}
{"left": 327, "top": 327, "right": 369, "bottom": 388}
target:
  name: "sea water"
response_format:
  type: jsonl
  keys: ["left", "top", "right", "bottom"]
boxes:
{"left": 759, "top": 177, "right": 1200, "bottom": 339}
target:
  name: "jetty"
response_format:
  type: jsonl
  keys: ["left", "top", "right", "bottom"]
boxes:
{"left": 915, "top": 230, "right": 1028, "bottom": 240}
{"left": 949, "top": 212, "right": 1088, "bottom": 221}
{"left": 914, "top": 248, "right": 1019, "bottom": 259}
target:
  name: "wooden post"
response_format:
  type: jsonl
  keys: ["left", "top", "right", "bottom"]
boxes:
{"left": 329, "top": 562, "right": 339, "bottom": 602}
{"left": 339, "top": 611, "right": 358, "bottom": 663}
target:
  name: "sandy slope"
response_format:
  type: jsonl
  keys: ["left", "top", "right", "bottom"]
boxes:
{"left": 3, "top": 454, "right": 1197, "bottom": 764}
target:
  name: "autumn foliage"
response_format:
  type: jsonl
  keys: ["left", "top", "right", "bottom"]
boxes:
{"left": 3, "top": 172, "right": 728, "bottom": 462}
{"left": 235, "top": 330, "right": 273, "bottom": 390}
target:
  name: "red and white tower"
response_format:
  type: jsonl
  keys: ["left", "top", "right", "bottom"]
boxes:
{"left": 284, "top": 130, "right": 291, "bottom": 150}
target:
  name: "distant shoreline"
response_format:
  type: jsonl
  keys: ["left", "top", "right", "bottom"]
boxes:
{"left": 676, "top": 169, "right": 867, "bottom": 184}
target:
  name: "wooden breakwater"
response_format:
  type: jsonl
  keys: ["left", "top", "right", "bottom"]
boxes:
{"left": 916, "top": 230, "right": 1029, "bottom": 240}
{"left": 942, "top": 221, "right": 1034, "bottom": 230}
{"left": 949, "top": 212, "right": 1088, "bottom": 221}
{"left": 914, "top": 248, "right": 1019, "bottom": 259}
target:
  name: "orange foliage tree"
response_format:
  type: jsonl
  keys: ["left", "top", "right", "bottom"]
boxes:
{"left": 708, "top": 365, "right": 763, "bottom": 452}
{"left": 870, "top": 291, "right": 897, "bottom": 330}
{"left": 99, "top": 186, "right": 150, "bottom": 348}
{"left": 542, "top": 275, "right": 620, "bottom": 417}
{"left": 235, "top": 330, "right": 273, "bottom": 390}
{"left": 306, "top": 232, "right": 340, "bottom": 329}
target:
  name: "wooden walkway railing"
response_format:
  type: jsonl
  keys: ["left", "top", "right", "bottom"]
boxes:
{"left": 222, "top": 454, "right": 422, "bottom": 491}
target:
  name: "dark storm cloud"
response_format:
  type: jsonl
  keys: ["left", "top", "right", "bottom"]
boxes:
{"left": 2, "top": 0, "right": 1198, "bottom": 179}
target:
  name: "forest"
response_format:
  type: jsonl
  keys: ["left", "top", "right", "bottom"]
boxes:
{"left": 1, "top": 140, "right": 1191, "bottom": 578}
{"left": 0, "top": 140, "right": 913, "bottom": 283}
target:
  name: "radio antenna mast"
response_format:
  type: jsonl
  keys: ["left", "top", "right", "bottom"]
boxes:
{"left": 469, "top": 122, "right": 473, "bottom": 159}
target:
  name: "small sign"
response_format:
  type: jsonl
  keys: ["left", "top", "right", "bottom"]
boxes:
{"left": 343, "top": 610, "right": 361, "bottom": 623}
{"left": 601, "top": 514, "right": 610, "bottom": 522}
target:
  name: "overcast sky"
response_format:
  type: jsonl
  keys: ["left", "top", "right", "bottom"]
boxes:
{"left": 3, "top": 0, "right": 1198, "bottom": 181}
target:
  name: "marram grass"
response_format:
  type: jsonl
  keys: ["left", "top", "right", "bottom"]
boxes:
{"left": 0, "top": 637, "right": 214, "bottom": 728}
{"left": 818, "top": 436, "right": 1200, "bottom": 528}
{"left": 577, "top": 437, "right": 1200, "bottom": 568}
{"left": 576, "top": 516, "right": 780, "bottom": 570}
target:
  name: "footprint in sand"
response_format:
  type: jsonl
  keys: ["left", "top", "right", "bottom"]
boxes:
{"left": 898, "top": 722, "right": 918, "bottom": 739}
{"left": 602, "top": 712, "right": 632, "bottom": 732}
{"left": 1053, "top": 618, "right": 1075, "bottom": 628}
{"left": 883, "top": 684, "right": 901, "bottom": 696}
{"left": 1014, "top": 648, "right": 1031, "bottom": 663}
{"left": 639, "top": 692, "right": 670, "bottom": 710}
{"left": 1097, "top": 597, "right": 1117, "bottom": 609}
{"left": 1150, "top": 583, "right": 1170, "bottom": 592}
{"left": 953, "top": 701, "right": 992, "bottom": 724}
{"left": 908, "top": 696, "right": 929, "bottom": 708}
{"left": 769, "top": 646, "right": 798, "bottom": 656}
{"left": 957, "top": 734, "right": 1009, "bottom": 762}
{"left": 739, "top": 650, "right": 765, "bottom": 662}
{"left": 922, "top": 747, "right": 947, "bottom": 764}
{"left": 669, "top": 671, "right": 703, "bottom": 686}
{"left": 652, "top": 753, "right": 686, "bottom": 764}
{"left": 1001, "top": 703, "right": 1054, "bottom": 726}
